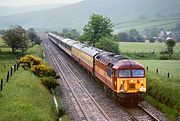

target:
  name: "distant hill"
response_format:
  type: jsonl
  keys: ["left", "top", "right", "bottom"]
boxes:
{"left": 0, "top": 4, "right": 65, "bottom": 17}
{"left": 0, "top": 0, "right": 180, "bottom": 32}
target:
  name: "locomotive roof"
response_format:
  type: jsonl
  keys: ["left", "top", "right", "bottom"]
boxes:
{"left": 81, "top": 46, "right": 102, "bottom": 57}
{"left": 113, "top": 59, "right": 145, "bottom": 69}
{"left": 95, "top": 52, "right": 126, "bottom": 67}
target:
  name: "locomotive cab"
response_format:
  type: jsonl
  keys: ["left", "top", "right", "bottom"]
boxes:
{"left": 113, "top": 59, "right": 146, "bottom": 94}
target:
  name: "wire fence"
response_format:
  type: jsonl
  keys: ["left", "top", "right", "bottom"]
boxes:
{"left": 0, "top": 62, "right": 20, "bottom": 91}
{"left": 123, "top": 49, "right": 158, "bottom": 54}
{"left": 146, "top": 66, "right": 179, "bottom": 80}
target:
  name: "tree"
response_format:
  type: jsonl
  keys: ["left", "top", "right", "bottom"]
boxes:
{"left": 78, "top": 13, "right": 113, "bottom": 46}
{"left": 95, "top": 36, "right": 119, "bottom": 54}
{"left": 27, "top": 28, "right": 41, "bottom": 45}
{"left": 166, "top": 38, "right": 176, "bottom": 57}
{"left": 0, "top": 29, "right": 5, "bottom": 35}
{"left": 117, "top": 32, "right": 129, "bottom": 42}
{"left": 2, "top": 26, "right": 28, "bottom": 53}
{"left": 129, "top": 29, "right": 144, "bottom": 42}
{"left": 60, "top": 28, "right": 80, "bottom": 40}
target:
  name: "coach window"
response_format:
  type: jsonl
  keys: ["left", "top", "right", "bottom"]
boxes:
{"left": 107, "top": 69, "right": 112, "bottom": 78}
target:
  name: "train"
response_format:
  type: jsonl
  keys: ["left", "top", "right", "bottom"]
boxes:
{"left": 48, "top": 33, "right": 146, "bottom": 104}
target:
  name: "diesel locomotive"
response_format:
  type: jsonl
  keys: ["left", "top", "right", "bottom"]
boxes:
{"left": 48, "top": 33, "right": 146, "bottom": 103}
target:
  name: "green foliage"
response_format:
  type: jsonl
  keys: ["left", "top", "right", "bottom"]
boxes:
{"left": 159, "top": 54, "right": 169, "bottom": 60}
{"left": 145, "top": 96, "right": 179, "bottom": 121}
{"left": 129, "top": 29, "right": 144, "bottom": 42}
{"left": 60, "top": 28, "right": 80, "bottom": 40}
{"left": 95, "top": 36, "right": 119, "bottom": 54}
{"left": 58, "top": 107, "right": 66, "bottom": 117}
{"left": 117, "top": 29, "right": 144, "bottom": 42}
{"left": 0, "top": 29, "right": 5, "bottom": 35}
{"left": 25, "top": 44, "right": 44, "bottom": 58}
{"left": 41, "top": 77, "right": 59, "bottom": 89}
{"left": 79, "top": 13, "right": 113, "bottom": 46}
{"left": 2, "top": 26, "right": 28, "bottom": 53}
{"left": 146, "top": 71, "right": 180, "bottom": 117}
{"left": 117, "top": 32, "right": 129, "bottom": 42}
{"left": 165, "top": 38, "right": 176, "bottom": 57}
{"left": 27, "top": 28, "right": 41, "bottom": 45}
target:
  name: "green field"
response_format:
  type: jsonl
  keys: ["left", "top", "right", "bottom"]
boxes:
{"left": 119, "top": 42, "right": 180, "bottom": 53}
{"left": 137, "top": 60, "right": 180, "bottom": 79}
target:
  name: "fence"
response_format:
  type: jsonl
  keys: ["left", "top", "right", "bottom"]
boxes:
{"left": 123, "top": 49, "right": 158, "bottom": 54}
{"left": 0, "top": 62, "right": 20, "bottom": 91}
{"left": 146, "top": 66, "right": 179, "bottom": 79}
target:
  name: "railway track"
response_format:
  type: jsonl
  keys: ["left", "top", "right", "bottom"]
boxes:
{"left": 43, "top": 40, "right": 111, "bottom": 121}
{"left": 40, "top": 33, "right": 167, "bottom": 121}
{"left": 123, "top": 105, "right": 159, "bottom": 121}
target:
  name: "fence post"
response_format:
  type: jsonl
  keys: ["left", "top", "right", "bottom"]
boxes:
{"left": 167, "top": 73, "right": 170, "bottom": 78}
{"left": 156, "top": 69, "right": 158, "bottom": 74}
{"left": 10, "top": 67, "right": 13, "bottom": 76}
{"left": 1, "top": 79, "right": 3, "bottom": 91}
{"left": 14, "top": 64, "right": 16, "bottom": 72}
{"left": 7, "top": 71, "right": 9, "bottom": 82}
{"left": 17, "top": 63, "right": 19, "bottom": 71}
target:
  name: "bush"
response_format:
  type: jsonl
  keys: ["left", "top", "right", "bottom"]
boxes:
{"left": 41, "top": 77, "right": 59, "bottom": 89}
{"left": 20, "top": 55, "right": 42, "bottom": 69}
{"left": 159, "top": 54, "right": 169, "bottom": 60}
{"left": 58, "top": 107, "right": 66, "bottom": 117}
{"left": 136, "top": 53, "right": 146, "bottom": 58}
{"left": 31, "top": 64, "right": 58, "bottom": 77}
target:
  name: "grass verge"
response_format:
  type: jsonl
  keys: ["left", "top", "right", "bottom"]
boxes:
{"left": 146, "top": 71, "right": 180, "bottom": 120}
{"left": 0, "top": 44, "right": 68, "bottom": 121}
{"left": 0, "top": 68, "right": 56, "bottom": 121}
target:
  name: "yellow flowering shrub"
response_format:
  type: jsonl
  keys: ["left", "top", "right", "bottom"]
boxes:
{"left": 31, "top": 64, "right": 57, "bottom": 78}
{"left": 20, "top": 55, "right": 42, "bottom": 69}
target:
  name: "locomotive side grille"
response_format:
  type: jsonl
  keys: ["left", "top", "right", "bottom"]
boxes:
{"left": 128, "top": 84, "right": 135, "bottom": 90}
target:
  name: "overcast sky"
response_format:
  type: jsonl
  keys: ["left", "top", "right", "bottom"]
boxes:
{"left": 0, "top": 0, "right": 84, "bottom": 6}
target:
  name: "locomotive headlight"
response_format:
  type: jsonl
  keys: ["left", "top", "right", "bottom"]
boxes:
{"left": 131, "top": 79, "right": 133, "bottom": 82}
{"left": 141, "top": 80, "right": 144, "bottom": 83}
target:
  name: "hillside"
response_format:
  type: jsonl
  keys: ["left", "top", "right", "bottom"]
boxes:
{"left": 0, "top": 4, "right": 65, "bottom": 17}
{"left": 0, "top": 0, "right": 180, "bottom": 32}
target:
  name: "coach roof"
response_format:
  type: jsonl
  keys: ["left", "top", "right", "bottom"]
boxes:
{"left": 81, "top": 46, "right": 101, "bottom": 57}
